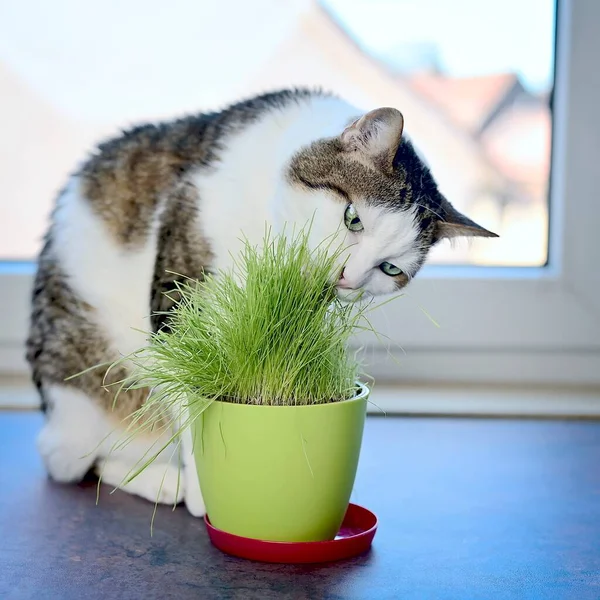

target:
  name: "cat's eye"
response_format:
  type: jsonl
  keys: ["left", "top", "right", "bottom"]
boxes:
{"left": 344, "top": 204, "right": 364, "bottom": 232}
{"left": 379, "top": 262, "right": 403, "bottom": 277}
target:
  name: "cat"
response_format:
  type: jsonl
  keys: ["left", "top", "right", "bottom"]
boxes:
{"left": 26, "top": 88, "right": 497, "bottom": 516}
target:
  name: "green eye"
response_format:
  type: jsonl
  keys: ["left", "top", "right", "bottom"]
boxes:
{"left": 379, "top": 262, "right": 403, "bottom": 276}
{"left": 344, "top": 204, "right": 364, "bottom": 232}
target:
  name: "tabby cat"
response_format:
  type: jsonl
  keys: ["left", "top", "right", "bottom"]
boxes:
{"left": 26, "top": 89, "right": 497, "bottom": 516}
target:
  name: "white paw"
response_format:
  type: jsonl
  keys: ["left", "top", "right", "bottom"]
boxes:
{"left": 99, "top": 460, "right": 185, "bottom": 506}
{"left": 141, "top": 463, "right": 185, "bottom": 505}
{"left": 184, "top": 468, "right": 206, "bottom": 517}
{"left": 37, "top": 424, "right": 97, "bottom": 482}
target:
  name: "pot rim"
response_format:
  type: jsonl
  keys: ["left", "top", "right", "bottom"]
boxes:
{"left": 208, "top": 381, "right": 369, "bottom": 409}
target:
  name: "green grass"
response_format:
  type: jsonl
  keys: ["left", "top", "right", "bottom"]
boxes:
{"left": 114, "top": 227, "right": 375, "bottom": 434}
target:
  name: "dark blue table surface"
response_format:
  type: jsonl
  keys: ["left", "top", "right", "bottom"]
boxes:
{"left": 1, "top": 411, "right": 599, "bottom": 600}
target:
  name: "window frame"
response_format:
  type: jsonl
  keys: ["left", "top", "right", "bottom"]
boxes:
{"left": 1, "top": 0, "right": 599, "bottom": 388}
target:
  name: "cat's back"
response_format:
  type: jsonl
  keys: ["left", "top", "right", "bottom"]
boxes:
{"left": 29, "top": 89, "right": 329, "bottom": 363}
{"left": 57, "top": 87, "right": 323, "bottom": 248}
{"left": 75, "top": 115, "right": 215, "bottom": 246}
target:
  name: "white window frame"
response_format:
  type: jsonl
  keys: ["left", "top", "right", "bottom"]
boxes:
{"left": 1, "top": 0, "right": 598, "bottom": 389}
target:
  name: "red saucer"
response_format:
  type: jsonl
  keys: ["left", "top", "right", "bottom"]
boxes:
{"left": 204, "top": 503, "right": 377, "bottom": 564}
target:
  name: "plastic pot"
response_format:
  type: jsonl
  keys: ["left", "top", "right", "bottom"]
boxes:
{"left": 194, "top": 383, "right": 368, "bottom": 542}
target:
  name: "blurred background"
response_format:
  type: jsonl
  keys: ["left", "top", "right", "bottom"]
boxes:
{"left": 0, "top": 0, "right": 554, "bottom": 267}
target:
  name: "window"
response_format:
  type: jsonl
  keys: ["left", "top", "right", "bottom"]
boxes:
{"left": 0, "top": 0, "right": 555, "bottom": 266}
{"left": 1, "top": 0, "right": 598, "bottom": 388}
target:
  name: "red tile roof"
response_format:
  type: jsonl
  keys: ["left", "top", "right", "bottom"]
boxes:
{"left": 409, "top": 72, "right": 518, "bottom": 132}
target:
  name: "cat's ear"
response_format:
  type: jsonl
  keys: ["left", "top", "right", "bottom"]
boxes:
{"left": 435, "top": 198, "right": 499, "bottom": 240}
{"left": 341, "top": 107, "right": 404, "bottom": 174}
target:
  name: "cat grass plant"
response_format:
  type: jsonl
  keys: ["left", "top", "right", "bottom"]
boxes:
{"left": 111, "top": 227, "right": 389, "bottom": 542}
{"left": 120, "top": 228, "right": 372, "bottom": 427}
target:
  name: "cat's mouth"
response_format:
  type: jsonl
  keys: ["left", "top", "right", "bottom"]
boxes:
{"left": 334, "top": 286, "right": 367, "bottom": 303}
{"left": 320, "top": 282, "right": 361, "bottom": 304}
{"left": 334, "top": 267, "right": 367, "bottom": 302}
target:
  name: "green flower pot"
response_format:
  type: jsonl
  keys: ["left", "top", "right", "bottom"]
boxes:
{"left": 193, "top": 383, "right": 368, "bottom": 542}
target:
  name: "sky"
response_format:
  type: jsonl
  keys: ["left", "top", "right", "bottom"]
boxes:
{"left": 0, "top": 0, "right": 307, "bottom": 121}
{"left": 0, "top": 0, "right": 555, "bottom": 122}
{"left": 325, "top": 0, "right": 556, "bottom": 91}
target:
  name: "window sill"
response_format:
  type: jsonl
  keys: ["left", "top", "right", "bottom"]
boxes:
{"left": 3, "top": 377, "right": 599, "bottom": 417}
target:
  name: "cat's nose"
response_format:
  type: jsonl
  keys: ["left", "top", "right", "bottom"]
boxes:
{"left": 337, "top": 268, "right": 354, "bottom": 289}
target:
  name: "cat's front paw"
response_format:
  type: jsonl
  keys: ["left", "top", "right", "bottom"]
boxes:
{"left": 184, "top": 469, "right": 206, "bottom": 517}
{"left": 98, "top": 460, "right": 185, "bottom": 506}
{"left": 185, "top": 491, "right": 206, "bottom": 517}
{"left": 37, "top": 423, "right": 97, "bottom": 482}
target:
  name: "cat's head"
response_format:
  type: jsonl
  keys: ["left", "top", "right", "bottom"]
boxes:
{"left": 287, "top": 107, "right": 498, "bottom": 300}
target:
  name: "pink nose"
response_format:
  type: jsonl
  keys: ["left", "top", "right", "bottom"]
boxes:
{"left": 337, "top": 268, "right": 353, "bottom": 289}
